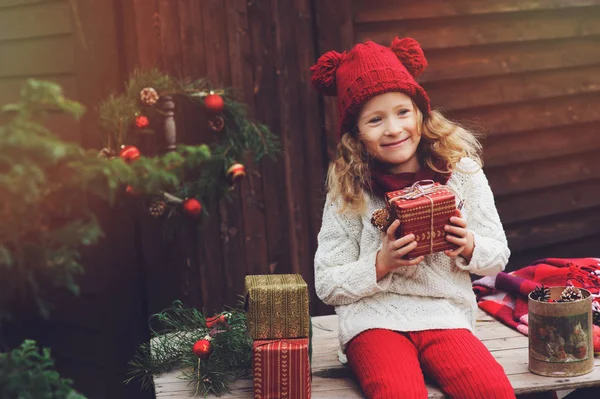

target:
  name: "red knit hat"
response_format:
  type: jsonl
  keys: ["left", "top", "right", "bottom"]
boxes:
{"left": 310, "top": 37, "right": 430, "bottom": 138}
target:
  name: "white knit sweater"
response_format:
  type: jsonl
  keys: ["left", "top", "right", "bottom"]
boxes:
{"left": 314, "top": 158, "right": 510, "bottom": 361}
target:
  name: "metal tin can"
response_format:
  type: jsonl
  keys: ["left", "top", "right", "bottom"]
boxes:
{"left": 528, "top": 286, "right": 594, "bottom": 377}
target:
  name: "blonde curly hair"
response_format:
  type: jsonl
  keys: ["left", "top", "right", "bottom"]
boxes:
{"left": 327, "top": 102, "right": 483, "bottom": 214}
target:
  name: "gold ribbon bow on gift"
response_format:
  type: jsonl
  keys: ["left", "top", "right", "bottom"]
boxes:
{"left": 387, "top": 180, "right": 464, "bottom": 255}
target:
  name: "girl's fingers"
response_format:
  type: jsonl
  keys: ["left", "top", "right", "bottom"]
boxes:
{"left": 395, "top": 240, "right": 418, "bottom": 256}
{"left": 445, "top": 234, "right": 467, "bottom": 246}
{"left": 393, "top": 233, "right": 415, "bottom": 250}
{"left": 445, "top": 225, "right": 467, "bottom": 238}
{"left": 400, "top": 256, "right": 424, "bottom": 266}
{"left": 445, "top": 246, "right": 464, "bottom": 258}
{"left": 449, "top": 216, "right": 467, "bottom": 228}
{"left": 386, "top": 219, "right": 401, "bottom": 240}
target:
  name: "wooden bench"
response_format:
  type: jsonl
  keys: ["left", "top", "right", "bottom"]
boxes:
{"left": 154, "top": 309, "right": 600, "bottom": 398}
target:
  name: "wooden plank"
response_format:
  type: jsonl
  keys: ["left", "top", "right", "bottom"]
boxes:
{"left": 506, "top": 207, "right": 600, "bottom": 252}
{"left": 129, "top": 0, "right": 161, "bottom": 70}
{"left": 484, "top": 123, "right": 600, "bottom": 167}
{"left": 0, "top": 74, "right": 78, "bottom": 107}
{"left": 312, "top": 0, "right": 353, "bottom": 316}
{"left": 157, "top": 0, "right": 183, "bottom": 77}
{"left": 451, "top": 92, "right": 600, "bottom": 137}
{"left": 0, "top": 35, "right": 74, "bottom": 76}
{"left": 246, "top": 0, "right": 292, "bottom": 279}
{"left": 356, "top": 7, "right": 600, "bottom": 50}
{"left": 269, "top": 0, "right": 313, "bottom": 277}
{"left": 0, "top": 0, "right": 45, "bottom": 8}
{"left": 496, "top": 178, "right": 600, "bottom": 225}
{"left": 201, "top": 0, "right": 248, "bottom": 309}
{"left": 426, "top": 65, "right": 600, "bottom": 112}
{"left": 354, "top": 0, "right": 600, "bottom": 22}
{"left": 314, "top": 0, "right": 354, "bottom": 159}
{"left": 224, "top": 0, "right": 270, "bottom": 278}
{"left": 177, "top": 0, "right": 207, "bottom": 79}
{"left": 0, "top": 0, "right": 71, "bottom": 41}
{"left": 420, "top": 37, "right": 600, "bottom": 83}
{"left": 486, "top": 151, "right": 600, "bottom": 197}
{"left": 153, "top": 311, "right": 600, "bottom": 398}
{"left": 287, "top": 0, "right": 328, "bottom": 313}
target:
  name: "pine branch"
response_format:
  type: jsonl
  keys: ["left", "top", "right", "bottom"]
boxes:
{"left": 126, "top": 301, "right": 252, "bottom": 396}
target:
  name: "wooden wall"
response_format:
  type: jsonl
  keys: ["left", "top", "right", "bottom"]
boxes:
{"left": 348, "top": 0, "right": 600, "bottom": 270}
{"left": 3, "top": 1, "right": 600, "bottom": 398}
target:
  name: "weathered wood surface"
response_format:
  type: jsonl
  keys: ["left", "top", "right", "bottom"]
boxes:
{"left": 153, "top": 309, "right": 600, "bottom": 398}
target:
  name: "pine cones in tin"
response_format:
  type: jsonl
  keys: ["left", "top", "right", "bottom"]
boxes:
{"left": 530, "top": 285, "right": 551, "bottom": 302}
{"left": 559, "top": 286, "right": 583, "bottom": 302}
{"left": 371, "top": 208, "right": 392, "bottom": 232}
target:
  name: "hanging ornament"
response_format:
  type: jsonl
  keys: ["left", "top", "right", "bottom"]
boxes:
{"left": 192, "top": 337, "right": 213, "bottom": 359}
{"left": 227, "top": 163, "right": 246, "bottom": 183}
{"left": 135, "top": 115, "right": 150, "bottom": 128}
{"left": 204, "top": 91, "right": 225, "bottom": 114}
{"left": 149, "top": 201, "right": 167, "bottom": 217}
{"left": 120, "top": 145, "right": 141, "bottom": 163}
{"left": 208, "top": 116, "right": 225, "bottom": 132}
{"left": 206, "top": 312, "right": 230, "bottom": 329}
{"left": 125, "top": 185, "right": 138, "bottom": 196}
{"left": 140, "top": 87, "right": 159, "bottom": 106}
{"left": 182, "top": 198, "right": 202, "bottom": 217}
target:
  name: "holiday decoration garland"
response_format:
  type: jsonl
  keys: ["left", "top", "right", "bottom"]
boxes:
{"left": 126, "top": 301, "right": 252, "bottom": 396}
{"left": 97, "top": 69, "right": 279, "bottom": 223}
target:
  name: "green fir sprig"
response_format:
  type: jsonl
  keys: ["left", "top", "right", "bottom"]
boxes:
{"left": 0, "top": 340, "right": 86, "bottom": 399}
{"left": 0, "top": 80, "right": 211, "bottom": 322}
{"left": 126, "top": 301, "right": 252, "bottom": 396}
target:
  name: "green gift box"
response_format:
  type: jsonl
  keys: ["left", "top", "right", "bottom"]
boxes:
{"left": 244, "top": 274, "right": 310, "bottom": 339}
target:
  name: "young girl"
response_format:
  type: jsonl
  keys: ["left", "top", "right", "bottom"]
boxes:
{"left": 311, "top": 37, "right": 516, "bottom": 399}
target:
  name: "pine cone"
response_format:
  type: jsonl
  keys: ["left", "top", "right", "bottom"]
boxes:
{"left": 530, "top": 285, "right": 551, "bottom": 302}
{"left": 149, "top": 201, "right": 167, "bottom": 217}
{"left": 559, "top": 286, "right": 582, "bottom": 302}
{"left": 140, "top": 87, "right": 159, "bottom": 106}
{"left": 371, "top": 208, "right": 392, "bottom": 232}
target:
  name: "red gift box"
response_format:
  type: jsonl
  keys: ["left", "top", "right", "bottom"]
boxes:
{"left": 253, "top": 338, "right": 311, "bottom": 399}
{"left": 385, "top": 181, "right": 460, "bottom": 259}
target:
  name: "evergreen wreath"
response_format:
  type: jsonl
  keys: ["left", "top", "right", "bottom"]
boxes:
{"left": 126, "top": 301, "right": 252, "bottom": 396}
{"left": 96, "top": 69, "right": 279, "bottom": 223}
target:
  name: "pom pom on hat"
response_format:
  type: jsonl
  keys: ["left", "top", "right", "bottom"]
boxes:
{"left": 390, "top": 37, "right": 427, "bottom": 78}
{"left": 310, "top": 50, "right": 344, "bottom": 96}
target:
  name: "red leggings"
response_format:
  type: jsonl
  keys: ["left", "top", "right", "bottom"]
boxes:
{"left": 346, "top": 328, "right": 516, "bottom": 399}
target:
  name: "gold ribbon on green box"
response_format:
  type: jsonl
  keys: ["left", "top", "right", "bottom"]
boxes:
{"left": 244, "top": 274, "right": 310, "bottom": 339}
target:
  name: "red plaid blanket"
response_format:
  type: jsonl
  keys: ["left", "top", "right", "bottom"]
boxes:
{"left": 472, "top": 258, "right": 600, "bottom": 353}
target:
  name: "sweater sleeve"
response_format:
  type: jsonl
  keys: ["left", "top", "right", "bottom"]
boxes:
{"left": 454, "top": 161, "right": 510, "bottom": 276}
{"left": 314, "top": 195, "right": 393, "bottom": 306}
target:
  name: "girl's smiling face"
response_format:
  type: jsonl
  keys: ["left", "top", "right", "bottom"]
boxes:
{"left": 357, "top": 92, "right": 422, "bottom": 174}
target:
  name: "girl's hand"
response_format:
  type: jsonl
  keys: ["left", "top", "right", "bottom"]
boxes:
{"left": 376, "top": 219, "right": 424, "bottom": 281}
{"left": 444, "top": 211, "right": 474, "bottom": 261}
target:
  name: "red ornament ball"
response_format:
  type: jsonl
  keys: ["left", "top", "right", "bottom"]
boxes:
{"left": 182, "top": 198, "right": 202, "bottom": 217}
{"left": 120, "top": 145, "right": 141, "bottom": 163}
{"left": 204, "top": 92, "right": 225, "bottom": 114}
{"left": 125, "top": 185, "right": 138, "bottom": 196}
{"left": 227, "top": 163, "right": 246, "bottom": 182}
{"left": 135, "top": 115, "right": 149, "bottom": 128}
{"left": 192, "top": 338, "right": 213, "bottom": 359}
